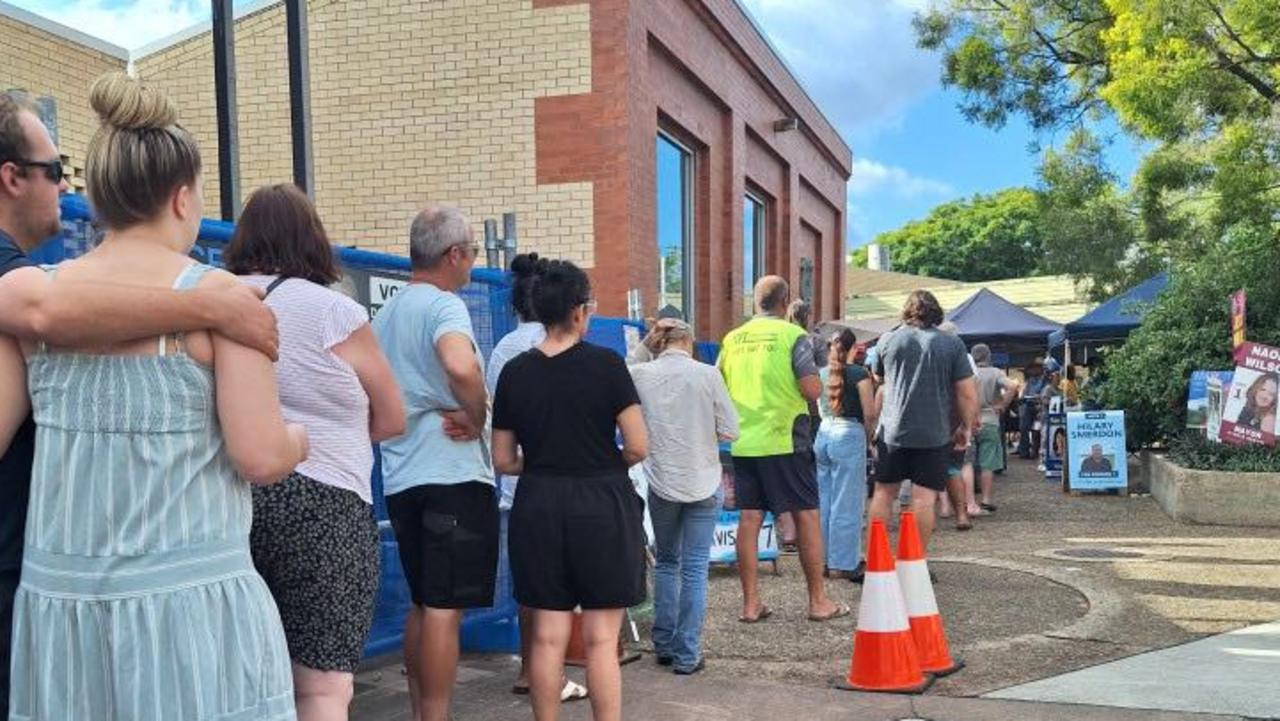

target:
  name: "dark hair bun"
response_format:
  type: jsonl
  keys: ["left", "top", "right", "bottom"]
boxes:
{"left": 510, "top": 252, "right": 541, "bottom": 278}
{"left": 531, "top": 259, "right": 591, "bottom": 328}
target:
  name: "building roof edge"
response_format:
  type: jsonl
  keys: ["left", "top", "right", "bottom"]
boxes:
{"left": 132, "top": 0, "right": 281, "bottom": 60}
{"left": 0, "top": 0, "right": 129, "bottom": 60}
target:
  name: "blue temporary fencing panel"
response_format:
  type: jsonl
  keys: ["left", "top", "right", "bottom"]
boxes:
{"left": 48, "top": 195, "right": 520, "bottom": 656}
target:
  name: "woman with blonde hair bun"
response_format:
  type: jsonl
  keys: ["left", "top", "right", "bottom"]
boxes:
{"left": 1, "top": 72, "right": 306, "bottom": 720}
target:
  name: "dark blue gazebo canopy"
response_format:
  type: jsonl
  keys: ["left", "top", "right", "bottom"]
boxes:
{"left": 945, "top": 288, "right": 1063, "bottom": 348}
{"left": 1049, "top": 273, "right": 1168, "bottom": 347}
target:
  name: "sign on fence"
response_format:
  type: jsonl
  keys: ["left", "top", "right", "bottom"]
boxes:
{"left": 710, "top": 511, "right": 779, "bottom": 564}
{"left": 369, "top": 275, "right": 408, "bottom": 318}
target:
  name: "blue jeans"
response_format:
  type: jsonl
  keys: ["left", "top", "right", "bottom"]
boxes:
{"left": 814, "top": 419, "right": 867, "bottom": 572}
{"left": 648, "top": 487, "right": 721, "bottom": 672}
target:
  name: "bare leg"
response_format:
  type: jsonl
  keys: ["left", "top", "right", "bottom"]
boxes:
{"left": 736, "top": 510, "right": 765, "bottom": 619}
{"left": 980, "top": 469, "right": 995, "bottom": 507}
{"left": 516, "top": 606, "right": 533, "bottom": 688}
{"left": 776, "top": 511, "right": 797, "bottom": 547}
{"left": 581, "top": 610, "right": 625, "bottom": 721}
{"left": 529, "top": 610, "right": 573, "bottom": 721}
{"left": 294, "top": 665, "right": 354, "bottom": 721}
{"left": 909, "top": 485, "right": 940, "bottom": 550}
{"left": 403, "top": 609, "right": 422, "bottom": 717}
{"left": 964, "top": 464, "right": 981, "bottom": 515}
{"left": 793, "top": 508, "right": 839, "bottom": 616}
{"left": 413, "top": 608, "right": 463, "bottom": 721}
{"left": 945, "top": 472, "right": 969, "bottom": 527}
{"left": 868, "top": 481, "right": 899, "bottom": 529}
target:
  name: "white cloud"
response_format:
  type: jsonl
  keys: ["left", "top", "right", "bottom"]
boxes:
{"left": 740, "top": 0, "right": 942, "bottom": 142}
{"left": 9, "top": 0, "right": 205, "bottom": 51}
{"left": 849, "top": 158, "right": 952, "bottom": 198}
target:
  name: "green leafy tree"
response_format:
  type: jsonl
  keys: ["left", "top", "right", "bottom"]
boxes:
{"left": 917, "top": 0, "right": 1280, "bottom": 447}
{"left": 862, "top": 188, "right": 1045, "bottom": 281}
{"left": 1099, "top": 227, "right": 1280, "bottom": 445}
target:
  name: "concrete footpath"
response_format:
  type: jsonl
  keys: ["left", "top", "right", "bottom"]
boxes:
{"left": 351, "top": 651, "right": 1251, "bottom": 721}
{"left": 989, "top": 620, "right": 1280, "bottom": 718}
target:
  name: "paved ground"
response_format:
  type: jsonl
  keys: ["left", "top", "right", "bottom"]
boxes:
{"left": 989, "top": 620, "right": 1280, "bottom": 717}
{"left": 352, "top": 456, "right": 1280, "bottom": 720}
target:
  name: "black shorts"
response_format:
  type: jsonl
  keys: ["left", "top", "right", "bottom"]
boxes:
{"left": 733, "top": 452, "right": 818, "bottom": 514}
{"left": 874, "top": 443, "right": 952, "bottom": 492}
{"left": 387, "top": 481, "right": 499, "bottom": 609}
{"left": 509, "top": 471, "right": 646, "bottom": 611}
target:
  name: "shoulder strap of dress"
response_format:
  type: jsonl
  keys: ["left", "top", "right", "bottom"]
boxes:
{"left": 172, "top": 261, "right": 213, "bottom": 291}
{"left": 160, "top": 262, "right": 214, "bottom": 355}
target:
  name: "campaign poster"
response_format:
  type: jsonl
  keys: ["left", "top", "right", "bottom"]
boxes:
{"left": 1186, "top": 370, "right": 1234, "bottom": 435}
{"left": 1044, "top": 409, "right": 1066, "bottom": 480}
{"left": 1066, "top": 411, "right": 1128, "bottom": 491}
{"left": 709, "top": 511, "right": 778, "bottom": 565}
{"left": 1219, "top": 361, "right": 1278, "bottom": 448}
{"left": 1231, "top": 290, "right": 1246, "bottom": 351}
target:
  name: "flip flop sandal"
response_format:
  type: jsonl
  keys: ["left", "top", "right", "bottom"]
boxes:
{"left": 560, "top": 680, "right": 588, "bottom": 702}
{"left": 511, "top": 684, "right": 530, "bottom": 695}
{"left": 980, "top": 503, "right": 998, "bottom": 513}
{"left": 808, "top": 603, "right": 851, "bottom": 622}
{"left": 738, "top": 605, "right": 773, "bottom": 623}
{"left": 956, "top": 521, "right": 973, "bottom": 531}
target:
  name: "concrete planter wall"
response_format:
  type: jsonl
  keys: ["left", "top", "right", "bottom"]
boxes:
{"left": 1146, "top": 452, "right": 1280, "bottom": 527}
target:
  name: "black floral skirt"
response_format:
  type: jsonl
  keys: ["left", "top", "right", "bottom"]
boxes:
{"left": 250, "top": 472, "right": 380, "bottom": 673}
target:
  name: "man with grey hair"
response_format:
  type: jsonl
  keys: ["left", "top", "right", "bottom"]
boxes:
{"left": 374, "top": 206, "right": 497, "bottom": 721}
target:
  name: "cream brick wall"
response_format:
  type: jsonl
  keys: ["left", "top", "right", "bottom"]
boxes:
{"left": 135, "top": 0, "right": 594, "bottom": 267}
{"left": 0, "top": 13, "right": 126, "bottom": 192}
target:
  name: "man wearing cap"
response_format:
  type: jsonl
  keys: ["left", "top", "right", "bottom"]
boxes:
{"left": 718, "top": 276, "right": 846, "bottom": 623}
{"left": 970, "top": 344, "right": 1020, "bottom": 513}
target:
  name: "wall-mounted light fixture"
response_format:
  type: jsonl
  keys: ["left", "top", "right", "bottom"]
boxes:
{"left": 773, "top": 117, "right": 799, "bottom": 132}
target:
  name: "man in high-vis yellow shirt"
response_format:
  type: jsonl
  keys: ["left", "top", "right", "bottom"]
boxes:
{"left": 718, "top": 277, "right": 848, "bottom": 623}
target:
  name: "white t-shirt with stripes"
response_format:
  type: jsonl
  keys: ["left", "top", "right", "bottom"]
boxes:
{"left": 242, "top": 275, "right": 374, "bottom": 502}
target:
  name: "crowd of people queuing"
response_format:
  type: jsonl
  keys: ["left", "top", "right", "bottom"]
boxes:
{"left": 0, "top": 72, "right": 1068, "bottom": 721}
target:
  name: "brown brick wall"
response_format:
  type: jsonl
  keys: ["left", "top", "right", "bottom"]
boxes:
{"left": 0, "top": 13, "right": 127, "bottom": 192}
{"left": 135, "top": 0, "right": 595, "bottom": 265}
{"left": 127, "top": 0, "right": 850, "bottom": 339}
{"left": 531, "top": 0, "right": 850, "bottom": 339}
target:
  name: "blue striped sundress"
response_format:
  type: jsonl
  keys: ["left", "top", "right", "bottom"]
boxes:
{"left": 8, "top": 262, "right": 296, "bottom": 721}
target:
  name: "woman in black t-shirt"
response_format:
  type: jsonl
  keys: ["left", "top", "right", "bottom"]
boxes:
{"left": 491, "top": 260, "right": 648, "bottom": 721}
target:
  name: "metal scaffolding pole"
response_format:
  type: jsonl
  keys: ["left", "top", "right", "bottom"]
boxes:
{"left": 211, "top": 0, "right": 240, "bottom": 221}
{"left": 285, "top": 0, "right": 314, "bottom": 196}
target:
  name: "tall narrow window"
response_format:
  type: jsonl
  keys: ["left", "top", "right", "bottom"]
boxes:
{"left": 743, "top": 192, "right": 766, "bottom": 317}
{"left": 656, "top": 133, "right": 693, "bottom": 321}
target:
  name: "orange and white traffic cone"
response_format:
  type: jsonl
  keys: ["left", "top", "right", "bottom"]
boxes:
{"left": 839, "top": 518, "right": 931, "bottom": 693}
{"left": 897, "top": 511, "right": 963, "bottom": 677}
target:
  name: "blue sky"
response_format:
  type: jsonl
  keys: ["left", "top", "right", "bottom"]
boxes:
{"left": 15, "top": 0, "right": 1144, "bottom": 250}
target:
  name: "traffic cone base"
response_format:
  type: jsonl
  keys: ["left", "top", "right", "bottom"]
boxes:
{"left": 844, "top": 630, "right": 932, "bottom": 693}
{"left": 908, "top": 615, "right": 964, "bottom": 676}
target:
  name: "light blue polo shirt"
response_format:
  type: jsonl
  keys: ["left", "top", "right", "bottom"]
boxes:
{"left": 373, "top": 282, "right": 494, "bottom": 496}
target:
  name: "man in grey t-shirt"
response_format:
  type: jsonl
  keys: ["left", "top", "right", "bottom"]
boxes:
{"left": 870, "top": 291, "right": 978, "bottom": 549}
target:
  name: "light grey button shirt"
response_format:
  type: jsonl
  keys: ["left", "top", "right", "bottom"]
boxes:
{"left": 629, "top": 349, "right": 740, "bottom": 503}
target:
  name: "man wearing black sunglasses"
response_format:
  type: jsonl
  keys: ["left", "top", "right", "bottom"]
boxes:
{"left": 0, "top": 93, "right": 284, "bottom": 717}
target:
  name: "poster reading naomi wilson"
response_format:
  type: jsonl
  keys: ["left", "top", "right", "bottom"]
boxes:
{"left": 1066, "top": 411, "right": 1128, "bottom": 491}
{"left": 1220, "top": 342, "right": 1280, "bottom": 447}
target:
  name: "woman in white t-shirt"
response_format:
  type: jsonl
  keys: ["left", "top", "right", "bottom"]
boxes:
{"left": 225, "top": 184, "right": 406, "bottom": 721}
